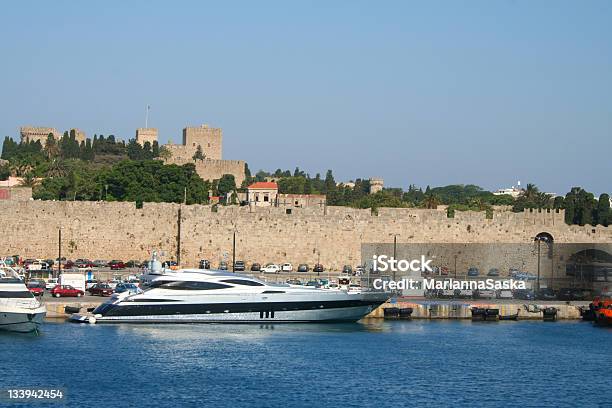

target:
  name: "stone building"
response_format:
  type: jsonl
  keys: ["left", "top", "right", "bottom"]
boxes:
{"left": 246, "top": 181, "right": 278, "bottom": 206}
{"left": 70, "top": 128, "right": 87, "bottom": 144}
{"left": 278, "top": 194, "right": 326, "bottom": 209}
{"left": 162, "top": 124, "right": 245, "bottom": 186}
{"left": 20, "top": 127, "right": 61, "bottom": 144}
{"left": 369, "top": 178, "right": 384, "bottom": 194}
{"left": 136, "top": 128, "right": 158, "bottom": 146}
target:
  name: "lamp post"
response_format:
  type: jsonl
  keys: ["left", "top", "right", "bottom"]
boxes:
{"left": 391, "top": 234, "right": 399, "bottom": 282}
{"left": 232, "top": 230, "right": 236, "bottom": 273}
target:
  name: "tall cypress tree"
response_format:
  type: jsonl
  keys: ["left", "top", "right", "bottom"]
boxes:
{"left": 597, "top": 193, "right": 610, "bottom": 226}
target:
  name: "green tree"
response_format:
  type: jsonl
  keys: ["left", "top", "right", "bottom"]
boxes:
{"left": 324, "top": 170, "right": 336, "bottom": 193}
{"left": 597, "top": 193, "right": 610, "bottom": 226}
{"left": 217, "top": 174, "right": 236, "bottom": 197}
{"left": 192, "top": 145, "right": 205, "bottom": 162}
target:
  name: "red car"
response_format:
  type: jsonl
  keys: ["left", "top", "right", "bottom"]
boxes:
{"left": 109, "top": 260, "right": 126, "bottom": 270}
{"left": 88, "top": 283, "right": 114, "bottom": 297}
{"left": 27, "top": 281, "right": 45, "bottom": 296}
{"left": 50, "top": 285, "right": 84, "bottom": 298}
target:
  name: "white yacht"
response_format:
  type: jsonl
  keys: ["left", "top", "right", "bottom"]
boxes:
{"left": 0, "top": 265, "right": 46, "bottom": 333}
{"left": 72, "top": 256, "right": 389, "bottom": 324}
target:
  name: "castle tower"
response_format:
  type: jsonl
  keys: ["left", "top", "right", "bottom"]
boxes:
{"left": 136, "top": 128, "right": 158, "bottom": 146}
{"left": 182, "top": 125, "right": 222, "bottom": 160}
{"left": 20, "top": 126, "right": 61, "bottom": 144}
{"left": 70, "top": 128, "right": 87, "bottom": 144}
{"left": 369, "top": 178, "right": 384, "bottom": 194}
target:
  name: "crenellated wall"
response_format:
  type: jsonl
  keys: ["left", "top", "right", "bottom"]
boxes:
{"left": 0, "top": 201, "right": 610, "bottom": 272}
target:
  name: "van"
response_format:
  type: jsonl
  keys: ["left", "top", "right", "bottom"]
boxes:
{"left": 59, "top": 273, "right": 86, "bottom": 292}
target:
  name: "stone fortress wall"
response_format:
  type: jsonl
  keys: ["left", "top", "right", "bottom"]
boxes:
{"left": 135, "top": 128, "right": 158, "bottom": 146}
{"left": 1, "top": 201, "right": 610, "bottom": 284}
{"left": 20, "top": 127, "right": 61, "bottom": 144}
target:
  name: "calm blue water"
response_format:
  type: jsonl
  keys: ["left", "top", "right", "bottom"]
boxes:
{"left": 1, "top": 320, "right": 611, "bottom": 408}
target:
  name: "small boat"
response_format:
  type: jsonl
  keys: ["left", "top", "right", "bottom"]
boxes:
{"left": 593, "top": 298, "right": 612, "bottom": 326}
{"left": 542, "top": 307, "right": 557, "bottom": 321}
{"left": 0, "top": 265, "right": 46, "bottom": 333}
{"left": 471, "top": 307, "right": 499, "bottom": 321}
{"left": 578, "top": 304, "right": 598, "bottom": 322}
{"left": 499, "top": 311, "right": 519, "bottom": 321}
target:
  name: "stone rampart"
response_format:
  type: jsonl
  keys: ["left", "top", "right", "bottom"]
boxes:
{"left": 0, "top": 202, "right": 610, "bottom": 275}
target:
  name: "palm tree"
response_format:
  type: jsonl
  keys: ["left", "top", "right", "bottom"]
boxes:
{"left": 18, "top": 172, "right": 39, "bottom": 187}
{"left": 522, "top": 183, "right": 539, "bottom": 200}
{"left": 192, "top": 145, "right": 205, "bottom": 163}
{"left": 46, "top": 159, "right": 67, "bottom": 178}
{"left": 423, "top": 194, "right": 440, "bottom": 209}
{"left": 10, "top": 161, "right": 33, "bottom": 177}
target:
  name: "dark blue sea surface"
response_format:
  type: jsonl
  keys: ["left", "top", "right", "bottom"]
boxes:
{"left": 1, "top": 320, "right": 611, "bottom": 408}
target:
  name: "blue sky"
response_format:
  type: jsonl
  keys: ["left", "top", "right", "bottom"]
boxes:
{"left": 1, "top": 1, "right": 610, "bottom": 195}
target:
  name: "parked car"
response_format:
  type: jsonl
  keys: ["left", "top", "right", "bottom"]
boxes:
{"left": 27, "top": 281, "right": 45, "bottom": 296}
{"left": 234, "top": 260, "right": 245, "bottom": 271}
{"left": 262, "top": 264, "right": 280, "bottom": 273}
{"left": 511, "top": 270, "right": 537, "bottom": 280}
{"left": 487, "top": 268, "right": 500, "bottom": 277}
{"left": 25, "top": 260, "right": 49, "bottom": 271}
{"left": 45, "top": 278, "right": 59, "bottom": 290}
{"left": 88, "top": 283, "right": 114, "bottom": 297}
{"left": 281, "top": 263, "right": 293, "bottom": 272}
{"left": 557, "top": 288, "right": 586, "bottom": 301}
{"left": 250, "top": 263, "right": 261, "bottom": 272}
{"left": 536, "top": 288, "right": 557, "bottom": 300}
{"left": 93, "top": 260, "right": 108, "bottom": 268}
{"left": 297, "top": 264, "right": 309, "bottom": 272}
{"left": 476, "top": 289, "right": 496, "bottom": 299}
{"left": 355, "top": 265, "right": 365, "bottom": 275}
{"left": 75, "top": 259, "right": 95, "bottom": 268}
{"left": 218, "top": 261, "right": 228, "bottom": 271}
{"left": 467, "top": 267, "right": 479, "bottom": 277}
{"left": 496, "top": 289, "right": 514, "bottom": 299}
{"left": 50, "top": 285, "right": 84, "bottom": 298}
{"left": 125, "top": 260, "right": 141, "bottom": 268}
{"left": 199, "top": 259, "right": 211, "bottom": 269}
{"left": 513, "top": 289, "right": 535, "bottom": 300}
{"left": 342, "top": 265, "right": 353, "bottom": 275}
{"left": 313, "top": 263, "right": 324, "bottom": 273}
{"left": 109, "top": 260, "right": 126, "bottom": 270}
{"left": 114, "top": 283, "right": 142, "bottom": 295}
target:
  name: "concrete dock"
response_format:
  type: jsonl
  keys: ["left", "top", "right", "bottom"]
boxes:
{"left": 42, "top": 295, "right": 589, "bottom": 320}
{"left": 371, "top": 298, "right": 589, "bottom": 319}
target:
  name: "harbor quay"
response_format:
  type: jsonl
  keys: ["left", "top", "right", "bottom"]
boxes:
{"left": 43, "top": 296, "right": 589, "bottom": 320}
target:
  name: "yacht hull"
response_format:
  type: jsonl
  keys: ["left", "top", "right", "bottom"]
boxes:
{"left": 74, "top": 292, "right": 389, "bottom": 324}
{"left": 0, "top": 311, "right": 46, "bottom": 333}
{"left": 76, "top": 304, "right": 376, "bottom": 324}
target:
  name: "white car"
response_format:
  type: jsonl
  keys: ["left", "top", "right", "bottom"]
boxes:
{"left": 281, "top": 263, "right": 293, "bottom": 272}
{"left": 496, "top": 290, "right": 513, "bottom": 299}
{"left": 477, "top": 290, "right": 496, "bottom": 299}
{"left": 45, "top": 278, "right": 59, "bottom": 290}
{"left": 262, "top": 264, "right": 280, "bottom": 274}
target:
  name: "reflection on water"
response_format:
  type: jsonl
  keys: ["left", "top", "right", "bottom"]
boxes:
{"left": 1, "top": 320, "right": 611, "bottom": 408}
